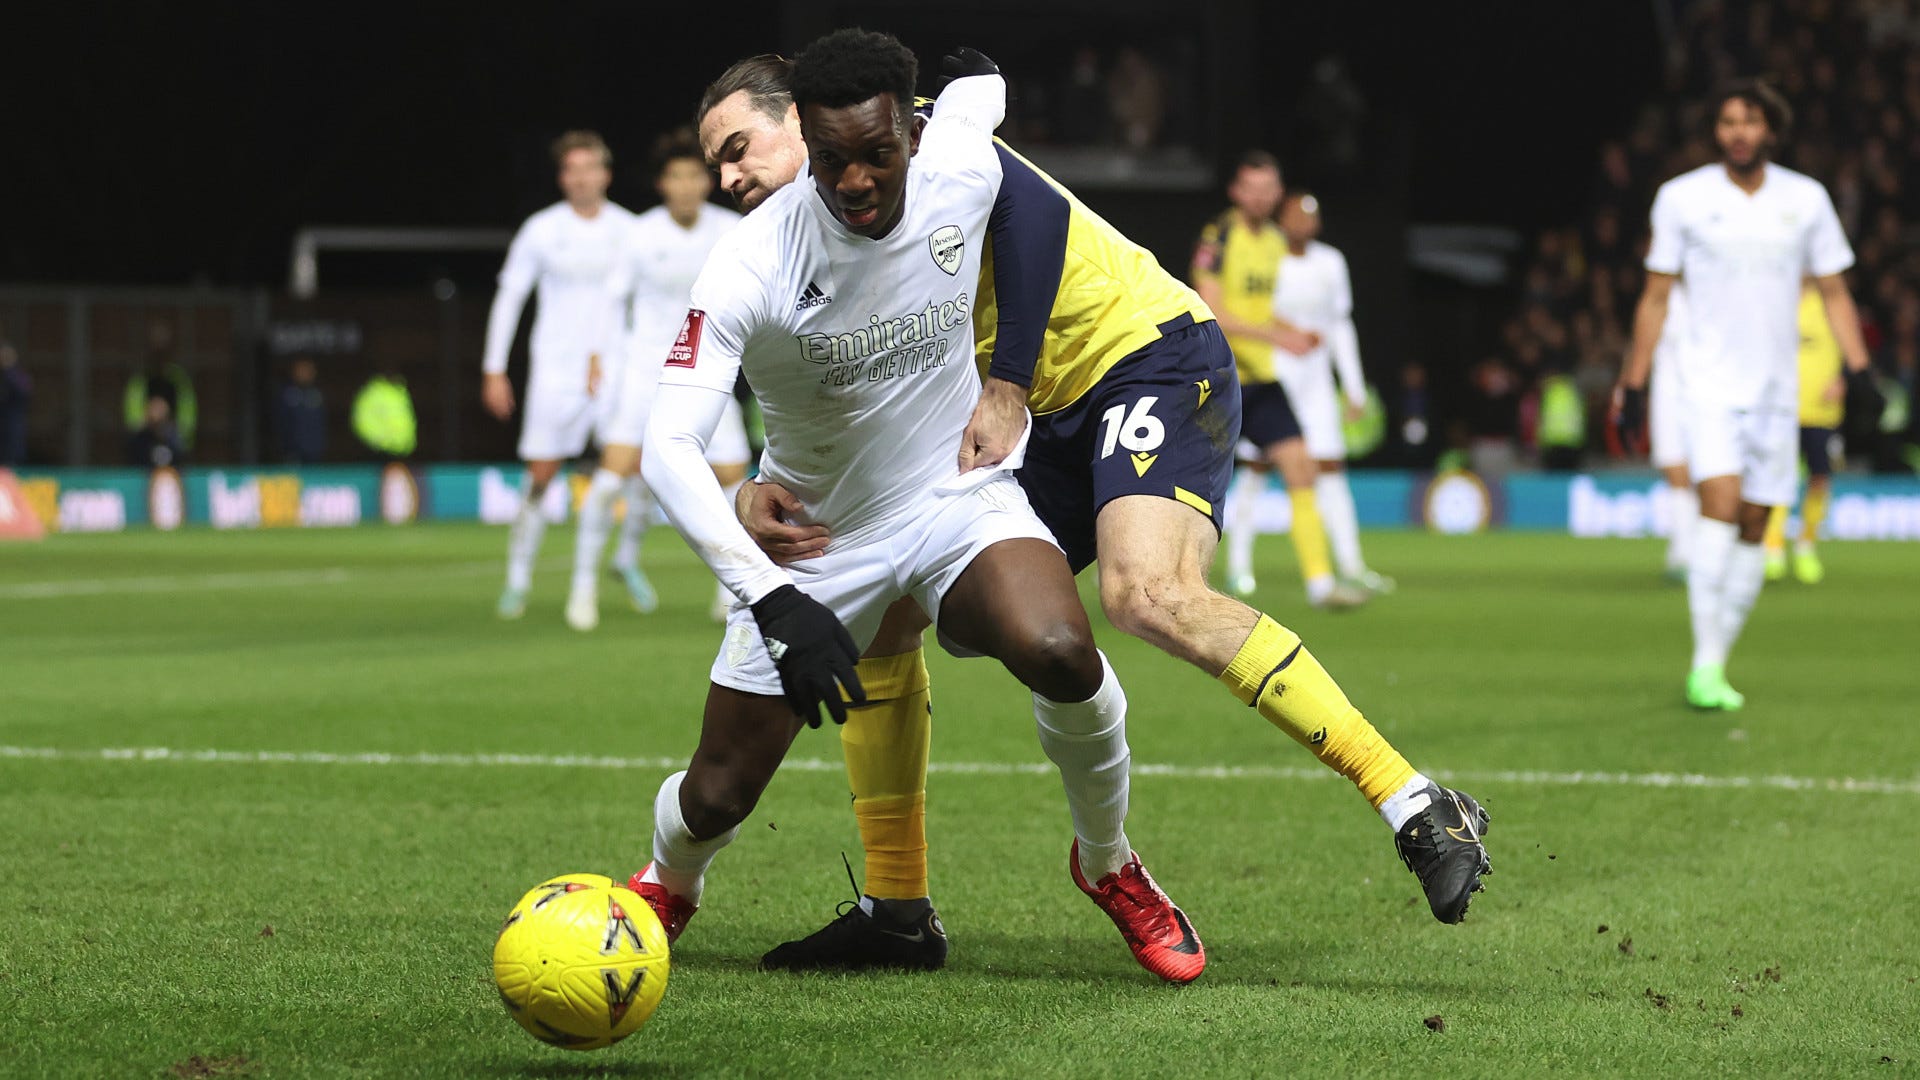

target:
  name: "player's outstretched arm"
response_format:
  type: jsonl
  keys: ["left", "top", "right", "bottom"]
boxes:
{"left": 481, "top": 224, "right": 539, "bottom": 418}
{"left": 644, "top": 383, "right": 864, "bottom": 726}
{"left": 642, "top": 382, "right": 790, "bottom": 604}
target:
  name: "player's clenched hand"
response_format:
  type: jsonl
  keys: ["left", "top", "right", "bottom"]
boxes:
{"left": 738, "top": 480, "right": 831, "bottom": 564}
{"left": 1271, "top": 325, "right": 1320, "bottom": 355}
{"left": 1845, "top": 366, "right": 1886, "bottom": 425}
{"left": 749, "top": 584, "right": 866, "bottom": 727}
{"left": 586, "top": 354, "right": 603, "bottom": 397}
{"left": 958, "top": 376, "right": 1028, "bottom": 472}
{"left": 483, "top": 373, "right": 516, "bottom": 421}
{"left": 1607, "top": 382, "right": 1646, "bottom": 456}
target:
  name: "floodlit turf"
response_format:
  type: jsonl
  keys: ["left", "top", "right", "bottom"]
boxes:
{"left": 2, "top": 522, "right": 1916, "bottom": 1078}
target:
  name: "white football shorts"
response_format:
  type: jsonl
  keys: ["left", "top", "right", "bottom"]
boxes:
{"left": 517, "top": 380, "right": 617, "bottom": 462}
{"left": 708, "top": 473, "right": 1056, "bottom": 697}
{"left": 1275, "top": 369, "right": 1347, "bottom": 461}
{"left": 1682, "top": 400, "right": 1797, "bottom": 507}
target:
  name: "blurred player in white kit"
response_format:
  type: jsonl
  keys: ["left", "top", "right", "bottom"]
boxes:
{"left": 1614, "top": 81, "right": 1879, "bottom": 710}
{"left": 1255, "top": 189, "right": 1389, "bottom": 594}
{"left": 481, "top": 130, "right": 635, "bottom": 621}
{"left": 565, "top": 132, "right": 748, "bottom": 631}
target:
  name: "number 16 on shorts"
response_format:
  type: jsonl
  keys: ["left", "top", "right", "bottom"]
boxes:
{"left": 1100, "top": 396, "right": 1165, "bottom": 476}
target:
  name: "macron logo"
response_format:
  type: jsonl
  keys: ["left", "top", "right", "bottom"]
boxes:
{"left": 796, "top": 281, "right": 834, "bottom": 310}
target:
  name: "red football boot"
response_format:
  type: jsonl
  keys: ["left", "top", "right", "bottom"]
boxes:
{"left": 627, "top": 865, "right": 697, "bottom": 944}
{"left": 1069, "top": 841, "right": 1206, "bottom": 984}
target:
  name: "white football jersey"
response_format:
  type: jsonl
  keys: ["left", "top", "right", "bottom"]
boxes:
{"left": 1270, "top": 239, "right": 1364, "bottom": 405}
{"left": 1645, "top": 163, "right": 1852, "bottom": 411}
{"left": 482, "top": 200, "right": 637, "bottom": 390}
{"left": 616, "top": 204, "right": 742, "bottom": 370}
{"left": 660, "top": 77, "right": 1006, "bottom": 549}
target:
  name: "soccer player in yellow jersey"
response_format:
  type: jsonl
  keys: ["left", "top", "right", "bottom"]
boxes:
{"left": 686, "top": 51, "right": 1492, "bottom": 974}
{"left": 1192, "top": 154, "right": 1367, "bottom": 609}
{"left": 1763, "top": 281, "right": 1847, "bottom": 582}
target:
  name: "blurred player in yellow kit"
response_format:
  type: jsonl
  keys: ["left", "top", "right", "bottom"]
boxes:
{"left": 1763, "top": 282, "right": 1846, "bottom": 583}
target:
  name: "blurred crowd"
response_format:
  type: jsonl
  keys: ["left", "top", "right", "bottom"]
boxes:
{"left": 1468, "top": 0, "right": 1920, "bottom": 473}
{"left": 1000, "top": 42, "right": 1196, "bottom": 151}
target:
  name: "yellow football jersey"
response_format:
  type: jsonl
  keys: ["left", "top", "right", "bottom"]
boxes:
{"left": 1190, "top": 209, "right": 1286, "bottom": 384}
{"left": 1797, "top": 285, "right": 1843, "bottom": 428}
{"left": 972, "top": 141, "right": 1214, "bottom": 416}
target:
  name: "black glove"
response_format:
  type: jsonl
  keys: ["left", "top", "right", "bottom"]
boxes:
{"left": 749, "top": 584, "right": 865, "bottom": 728}
{"left": 1845, "top": 366, "right": 1886, "bottom": 428}
{"left": 1609, "top": 385, "right": 1647, "bottom": 457}
{"left": 941, "top": 47, "right": 1000, "bottom": 87}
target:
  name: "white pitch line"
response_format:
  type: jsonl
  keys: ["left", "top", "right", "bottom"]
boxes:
{"left": 2, "top": 745, "right": 1916, "bottom": 796}
{"left": 0, "top": 560, "right": 503, "bottom": 599}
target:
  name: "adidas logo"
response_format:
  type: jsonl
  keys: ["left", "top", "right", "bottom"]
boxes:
{"left": 796, "top": 280, "right": 833, "bottom": 310}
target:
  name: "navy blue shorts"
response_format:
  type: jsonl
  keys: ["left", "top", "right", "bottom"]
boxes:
{"left": 1239, "top": 380, "right": 1303, "bottom": 448}
{"left": 1800, "top": 426, "right": 1838, "bottom": 476}
{"left": 1019, "top": 315, "right": 1242, "bottom": 572}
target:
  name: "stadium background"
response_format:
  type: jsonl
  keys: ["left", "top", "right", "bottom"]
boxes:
{"left": 5, "top": 2, "right": 1920, "bottom": 535}
{"left": 1, "top": 3, "right": 1660, "bottom": 465}
{"left": 6, "top": 5, "right": 1920, "bottom": 1077}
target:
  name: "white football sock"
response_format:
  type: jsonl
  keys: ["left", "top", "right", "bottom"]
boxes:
{"left": 1718, "top": 540, "right": 1768, "bottom": 664}
{"left": 1378, "top": 772, "right": 1436, "bottom": 832}
{"left": 1315, "top": 471, "right": 1365, "bottom": 580}
{"left": 1224, "top": 468, "right": 1262, "bottom": 583}
{"left": 573, "top": 468, "right": 621, "bottom": 595}
{"left": 1689, "top": 518, "right": 1738, "bottom": 669}
{"left": 505, "top": 480, "right": 549, "bottom": 593}
{"left": 1666, "top": 484, "right": 1698, "bottom": 571}
{"left": 1032, "top": 651, "right": 1132, "bottom": 882}
{"left": 612, "top": 474, "right": 651, "bottom": 572}
{"left": 641, "top": 771, "right": 738, "bottom": 906}
{"left": 1305, "top": 574, "right": 1336, "bottom": 605}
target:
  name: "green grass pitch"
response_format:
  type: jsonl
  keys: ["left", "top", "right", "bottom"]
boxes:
{"left": 2, "top": 523, "right": 1915, "bottom": 1077}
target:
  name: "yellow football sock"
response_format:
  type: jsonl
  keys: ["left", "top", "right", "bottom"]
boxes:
{"left": 1800, "top": 485, "right": 1829, "bottom": 543}
{"left": 839, "top": 649, "right": 932, "bottom": 900}
{"left": 1286, "top": 487, "right": 1335, "bottom": 584}
{"left": 1218, "top": 614, "right": 1415, "bottom": 807}
{"left": 1764, "top": 504, "right": 1788, "bottom": 555}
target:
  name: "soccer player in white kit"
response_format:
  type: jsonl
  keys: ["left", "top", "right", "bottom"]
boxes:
{"left": 1615, "top": 82, "right": 1877, "bottom": 710}
{"left": 1649, "top": 282, "right": 1698, "bottom": 582}
{"left": 1265, "top": 189, "right": 1389, "bottom": 592}
{"left": 565, "top": 133, "right": 749, "bottom": 631}
{"left": 481, "top": 130, "right": 636, "bottom": 621}
{"left": 627, "top": 32, "right": 1205, "bottom": 984}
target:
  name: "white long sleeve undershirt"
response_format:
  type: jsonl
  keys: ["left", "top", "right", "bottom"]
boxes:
{"left": 640, "top": 382, "right": 791, "bottom": 605}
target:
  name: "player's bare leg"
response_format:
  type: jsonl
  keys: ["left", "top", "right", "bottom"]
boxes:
{"left": 940, "top": 538, "right": 1204, "bottom": 983}
{"left": 1662, "top": 464, "right": 1697, "bottom": 583}
{"left": 500, "top": 458, "right": 564, "bottom": 619}
{"left": 1793, "top": 472, "right": 1832, "bottom": 583}
{"left": 763, "top": 598, "right": 949, "bottom": 972}
{"left": 633, "top": 686, "right": 807, "bottom": 942}
{"left": 1267, "top": 437, "right": 1365, "bottom": 610}
{"left": 1686, "top": 474, "right": 1769, "bottom": 710}
{"left": 1096, "top": 494, "right": 1490, "bottom": 923}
